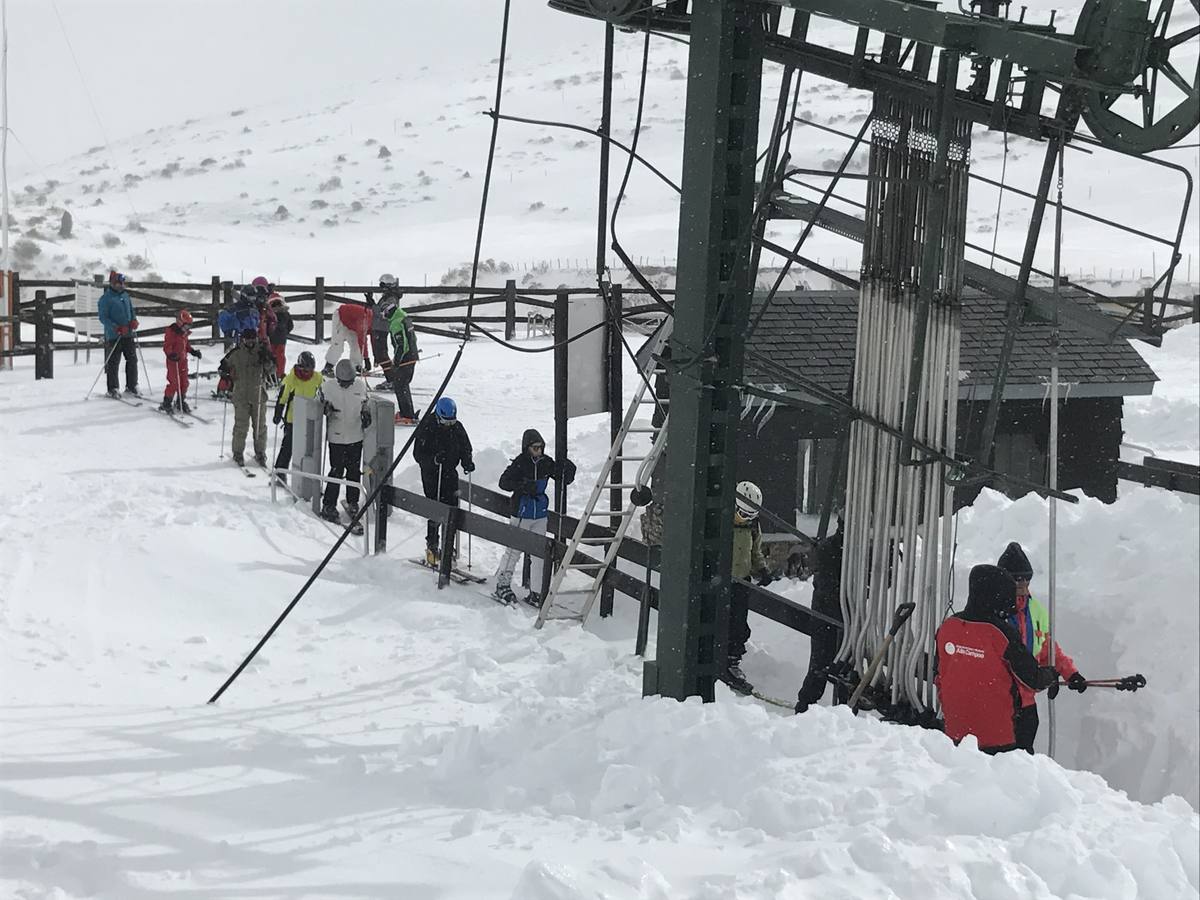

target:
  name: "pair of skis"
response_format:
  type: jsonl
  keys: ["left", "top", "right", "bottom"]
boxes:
{"left": 407, "top": 557, "right": 486, "bottom": 587}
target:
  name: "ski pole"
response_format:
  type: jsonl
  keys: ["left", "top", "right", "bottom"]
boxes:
{"left": 220, "top": 393, "right": 229, "bottom": 459}
{"left": 133, "top": 332, "right": 153, "bottom": 396}
{"left": 84, "top": 338, "right": 123, "bottom": 400}
{"left": 270, "top": 418, "right": 280, "bottom": 502}
{"left": 849, "top": 602, "right": 916, "bottom": 711}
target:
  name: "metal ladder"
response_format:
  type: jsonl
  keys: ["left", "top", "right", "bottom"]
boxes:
{"left": 534, "top": 324, "right": 671, "bottom": 628}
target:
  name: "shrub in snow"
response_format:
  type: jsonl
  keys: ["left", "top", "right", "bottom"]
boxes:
{"left": 529, "top": 201, "right": 545, "bottom": 212}
{"left": 126, "top": 254, "right": 149, "bottom": 271}
{"left": 365, "top": 138, "right": 377, "bottom": 146}
{"left": 318, "top": 176, "right": 342, "bottom": 192}
{"left": 274, "top": 205, "right": 290, "bottom": 220}
{"left": 322, "top": 218, "right": 339, "bottom": 227}
{"left": 59, "top": 212, "right": 73, "bottom": 239}
{"left": 200, "top": 157, "right": 216, "bottom": 167}
{"left": 221, "top": 159, "right": 246, "bottom": 171}
{"left": 125, "top": 220, "right": 146, "bottom": 234}
{"left": 160, "top": 162, "right": 180, "bottom": 178}
{"left": 350, "top": 201, "right": 364, "bottom": 212}
{"left": 310, "top": 199, "right": 329, "bottom": 210}
{"left": 12, "top": 238, "right": 40, "bottom": 263}
{"left": 378, "top": 145, "right": 392, "bottom": 159}
{"left": 102, "top": 233, "right": 121, "bottom": 248}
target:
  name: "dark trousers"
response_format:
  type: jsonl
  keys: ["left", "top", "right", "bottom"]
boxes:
{"left": 105, "top": 336, "right": 138, "bottom": 392}
{"left": 728, "top": 588, "right": 751, "bottom": 664}
{"left": 795, "top": 622, "right": 847, "bottom": 710}
{"left": 1014, "top": 703, "right": 1039, "bottom": 754}
{"left": 323, "top": 441, "right": 363, "bottom": 509}
{"left": 370, "top": 331, "right": 391, "bottom": 368}
{"left": 421, "top": 463, "right": 460, "bottom": 550}
{"left": 391, "top": 362, "right": 416, "bottom": 419}
{"left": 274, "top": 422, "right": 294, "bottom": 475}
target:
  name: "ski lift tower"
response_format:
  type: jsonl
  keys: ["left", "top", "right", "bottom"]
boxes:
{"left": 552, "top": 0, "right": 1198, "bottom": 701}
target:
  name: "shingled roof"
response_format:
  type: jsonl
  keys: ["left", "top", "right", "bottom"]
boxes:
{"left": 745, "top": 290, "right": 1158, "bottom": 401}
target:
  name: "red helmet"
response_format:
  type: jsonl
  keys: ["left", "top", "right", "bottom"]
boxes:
{"left": 176, "top": 309, "right": 194, "bottom": 326}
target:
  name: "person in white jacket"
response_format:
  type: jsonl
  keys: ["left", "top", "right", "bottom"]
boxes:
{"left": 318, "top": 359, "right": 371, "bottom": 522}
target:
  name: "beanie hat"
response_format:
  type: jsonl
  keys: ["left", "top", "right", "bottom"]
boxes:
{"left": 965, "top": 564, "right": 1017, "bottom": 622}
{"left": 997, "top": 542, "right": 1034, "bottom": 580}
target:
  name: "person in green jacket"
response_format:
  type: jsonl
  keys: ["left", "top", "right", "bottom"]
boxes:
{"left": 271, "top": 350, "right": 325, "bottom": 486}
{"left": 219, "top": 329, "right": 278, "bottom": 467}
{"left": 722, "top": 480, "right": 775, "bottom": 695}
{"left": 387, "top": 303, "right": 419, "bottom": 424}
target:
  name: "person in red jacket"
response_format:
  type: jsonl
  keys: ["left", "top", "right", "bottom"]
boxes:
{"left": 935, "top": 564, "right": 1057, "bottom": 754}
{"left": 323, "top": 298, "right": 374, "bottom": 376}
{"left": 160, "top": 310, "right": 203, "bottom": 414}
{"left": 997, "top": 542, "right": 1088, "bottom": 752}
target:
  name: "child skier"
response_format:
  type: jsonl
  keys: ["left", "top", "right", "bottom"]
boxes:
{"left": 369, "top": 274, "right": 401, "bottom": 386}
{"left": 317, "top": 359, "right": 371, "bottom": 526}
{"left": 492, "top": 428, "right": 577, "bottom": 606}
{"left": 271, "top": 350, "right": 323, "bottom": 486}
{"left": 160, "top": 309, "right": 203, "bottom": 414}
{"left": 723, "top": 480, "right": 775, "bottom": 695}
{"left": 265, "top": 293, "right": 293, "bottom": 377}
{"left": 218, "top": 329, "right": 277, "bottom": 467}
{"left": 413, "top": 397, "right": 475, "bottom": 565}
{"left": 323, "top": 298, "right": 373, "bottom": 376}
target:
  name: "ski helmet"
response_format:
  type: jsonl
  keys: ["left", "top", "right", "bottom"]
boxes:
{"left": 251, "top": 275, "right": 270, "bottom": 288}
{"left": 434, "top": 396, "right": 457, "bottom": 422}
{"left": 296, "top": 350, "right": 316, "bottom": 371}
{"left": 176, "top": 309, "right": 194, "bottom": 327}
{"left": 735, "top": 481, "right": 762, "bottom": 521}
{"left": 379, "top": 273, "right": 398, "bottom": 288}
{"left": 109, "top": 270, "right": 126, "bottom": 288}
{"left": 334, "top": 358, "right": 356, "bottom": 386}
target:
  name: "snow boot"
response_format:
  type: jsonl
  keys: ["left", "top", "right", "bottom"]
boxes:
{"left": 719, "top": 662, "right": 754, "bottom": 696}
{"left": 177, "top": 397, "right": 191, "bottom": 414}
{"left": 254, "top": 453, "right": 267, "bottom": 467}
{"left": 424, "top": 546, "right": 440, "bottom": 567}
{"left": 319, "top": 504, "right": 341, "bottom": 523}
{"left": 492, "top": 582, "right": 518, "bottom": 604}
{"left": 106, "top": 388, "right": 121, "bottom": 399}
{"left": 124, "top": 385, "right": 141, "bottom": 397}
{"left": 159, "top": 395, "right": 174, "bottom": 414}
{"left": 521, "top": 591, "right": 542, "bottom": 609}
{"left": 232, "top": 454, "right": 245, "bottom": 467}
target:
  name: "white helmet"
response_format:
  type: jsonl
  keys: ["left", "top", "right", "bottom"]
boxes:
{"left": 735, "top": 481, "right": 762, "bottom": 520}
{"left": 379, "top": 273, "right": 398, "bottom": 288}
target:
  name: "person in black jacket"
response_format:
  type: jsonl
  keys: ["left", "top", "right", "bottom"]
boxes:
{"left": 413, "top": 396, "right": 474, "bottom": 565}
{"left": 265, "top": 294, "right": 294, "bottom": 377}
{"left": 794, "top": 523, "right": 848, "bottom": 713}
{"left": 492, "top": 428, "right": 576, "bottom": 606}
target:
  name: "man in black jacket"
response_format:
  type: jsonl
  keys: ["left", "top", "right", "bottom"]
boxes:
{"left": 794, "top": 524, "right": 848, "bottom": 713}
{"left": 413, "top": 397, "right": 474, "bottom": 565}
{"left": 492, "top": 428, "right": 576, "bottom": 605}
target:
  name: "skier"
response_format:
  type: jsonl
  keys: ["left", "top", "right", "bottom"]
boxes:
{"left": 160, "top": 309, "right": 203, "bottom": 414}
{"left": 935, "top": 564, "right": 1058, "bottom": 754}
{"left": 97, "top": 270, "right": 139, "bottom": 397}
{"left": 271, "top": 350, "right": 324, "bottom": 486}
{"left": 215, "top": 286, "right": 261, "bottom": 399}
{"left": 413, "top": 397, "right": 475, "bottom": 566}
{"left": 387, "top": 295, "right": 420, "bottom": 426}
{"left": 219, "top": 329, "right": 277, "bottom": 467}
{"left": 996, "top": 541, "right": 1088, "bottom": 751}
{"left": 316, "top": 359, "right": 371, "bottom": 525}
{"left": 722, "top": 480, "right": 775, "bottom": 695}
{"left": 492, "top": 428, "right": 577, "bottom": 606}
{"left": 368, "top": 274, "right": 401, "bottom": 388}
{"left": 265, "top": 293, "right": 293, "bottom": 377}
{"left": 794, "top": 523, "right": 848, "bottom": 713}
{"left": 323, "top": 297, "right": 373, "bottom": 376}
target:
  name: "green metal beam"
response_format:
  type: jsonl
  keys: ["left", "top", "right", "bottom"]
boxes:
{"left": 647, "top": 0, "right": 765, "bottom": 703}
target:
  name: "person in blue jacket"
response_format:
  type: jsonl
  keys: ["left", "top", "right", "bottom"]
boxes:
{"left": 492, "top": 427, "right": 576, "bottom": 606}
{"left": 97, "top": 270, "right": 140, "bottom": 397}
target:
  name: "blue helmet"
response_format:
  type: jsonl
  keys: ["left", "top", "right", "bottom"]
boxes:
{"left": 434, "top": 396, "right": 457, "bottom": 422}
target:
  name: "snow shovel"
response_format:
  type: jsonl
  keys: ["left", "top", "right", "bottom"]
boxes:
{"left": 849, "top": 602, "right": 916, "bottom": 712}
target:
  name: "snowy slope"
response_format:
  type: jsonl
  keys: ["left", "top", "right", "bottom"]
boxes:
{"left": 1, "top": 331, "right": 1198, "bottom": 899}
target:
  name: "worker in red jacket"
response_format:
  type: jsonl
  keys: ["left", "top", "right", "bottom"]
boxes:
{"left": 936, "top": 564, "right": 1057, "bottom": 754}
{"left": 160, "top": 310, "right": 202, "bottom": 414}
{"left": 323, "top": 298, "right": 374, "bottom": 376}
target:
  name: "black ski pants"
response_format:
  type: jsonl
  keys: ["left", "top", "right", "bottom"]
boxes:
{"left": 323, "top": 440, "right": 363, "bottom": 510}
{"left": 795, "top": 620, "right": 848, "bottom": 711}
{"left": 1013, "top": 703, "right": 1039, "bottom": 754}
{"left": 728, "top": 587, "right": 751, "bottom": 664}
{"left": 420, "top": 462, "right": 460, "bottom": 551}
{"left": 274, "top": 422, "right": 294, "bottom": 477}
{"left": 391, "top": 361, "right": 416, "bottom": 419}
{"left": 104, "top": 336, "right": 138, "bottom": 392}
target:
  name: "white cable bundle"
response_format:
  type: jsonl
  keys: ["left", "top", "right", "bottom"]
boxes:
{"left": 838, "top": 93, "right": 970, "bottom": 713}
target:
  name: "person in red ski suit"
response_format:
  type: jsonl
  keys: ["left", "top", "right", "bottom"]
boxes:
{"left": 160, "top": 310, "right": 202, "bottom": 414}
{"left": 323, "top": 299, "right": 373, "bottom": 375}
{"left": 935, "top": 564, "right": 1057, "bottom": 754}
{"left": 997, "top": 541, "right": 1088, "bottom": 751}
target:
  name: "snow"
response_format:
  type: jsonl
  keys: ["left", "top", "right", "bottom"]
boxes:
{"left": 1, "top": 325, "right": 1197, "bottom": 898}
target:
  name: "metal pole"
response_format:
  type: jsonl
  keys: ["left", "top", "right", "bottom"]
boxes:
{"left": 1047, "top": 141, "right": 1064, "bottom": 760}
{"left": 0, "top": 0, "right": 9, "bottom": 371}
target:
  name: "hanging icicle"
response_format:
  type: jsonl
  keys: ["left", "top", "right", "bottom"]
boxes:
{"left": 838, "top": 82, "right": 971, "bottom": 716}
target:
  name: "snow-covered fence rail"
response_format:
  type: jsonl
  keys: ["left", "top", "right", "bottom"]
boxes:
{"left": 2, "top": 274, "right": 674, "bottom": 375}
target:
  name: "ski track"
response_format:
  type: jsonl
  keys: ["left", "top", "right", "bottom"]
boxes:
{"left": 1, "top": 330, "right": 1197, "bottom": 899}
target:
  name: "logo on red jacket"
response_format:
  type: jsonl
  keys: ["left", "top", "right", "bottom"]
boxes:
{"left": 944, "top": 641, "right": 985, "bottom": 659}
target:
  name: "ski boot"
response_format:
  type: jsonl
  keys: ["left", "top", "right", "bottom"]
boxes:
{"left": 424, "top": 546, "right": 440, "bottom": 568}
{"left": 719, "top": 662, "right": 754, "bottom": 696}
{"left": 254, "top": 453, "right": 267, "bottom": 467}
{"left": 106, "top": 388, "right": 121, "bottom": 400}
{"left": 124, "top": 386, "right": 141, "bottom": 398}
{"left": 158, "top": 395, "right": 174, "bottom": 414}
{"left": 521, "top": 591, "right": 542, "bottom": 609}
{"left": 344, "top": 501, "right": 359, "bottom": 517}
{"left": 176, "top": 397, "right": 191, "bottom": 414}
{"left": 319, "top": 504, "right": 341, "bottom": 524}
{"left": 232, "top": 454, "right": 245, "bottom": 467}
{"left": 492, "top": 583, "right": 518, "bottom": 605}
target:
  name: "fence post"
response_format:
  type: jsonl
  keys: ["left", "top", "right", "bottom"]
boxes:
{"left": 1193, "top": 294, "right": 1199, "bottom": 324}
{"left": 34, "top": 290, "right": 53, "bottom": 380}
{"left": 314, "top": 277, "right": 326, "bottom": 345}
{"left": 504, "top": 278, "right": 517, "bottom": 341}
{"left": 210, "top": 276, "right": 221, "bottom": 341}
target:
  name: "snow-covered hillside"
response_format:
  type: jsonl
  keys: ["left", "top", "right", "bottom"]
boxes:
{"left": 1, "top": 323, "right": 1197, "bottom": 898}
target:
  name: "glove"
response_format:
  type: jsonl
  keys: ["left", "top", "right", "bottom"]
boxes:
{"left": 1047, "top": 681, "right": 1060, "bottom": 700}
{"left": 166, "top": 352, "right": 181, "bottom": 362}
{"left": 434, "top": 453, "right": 448, "bottom": 466}
{"left": 130, "top": 318, "right": 139, "bottom": 330}
{"left": 1037, "top": 666, "right": 1059, "bottom": 693}
{"left": 273, "top": 408, "right": 283, "bottom": 425}
{"left": 361, "top": 408, "right": 373, "bottom": 429}
{"left": 756, "top": 570, "right": 774, "bottom": 587}
{"left": 116, "top": 325, "right": 129, "bottom": 336}
{"left": 463, "top": 459, "right": 475, "bottom": 474}
{"left": 188, "top": 347, "right": 202, "bottom": 359}
{"left": 1067, "top": 673, "right": 1088, "bottom": 693}
{"left": 365, "top": 291, "right": 374, "bottom": 303}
